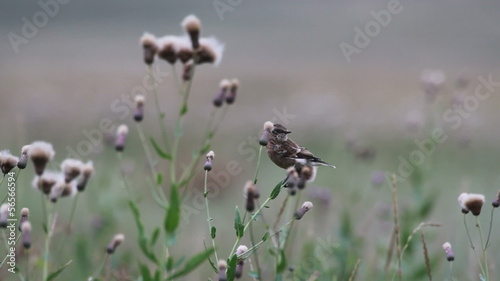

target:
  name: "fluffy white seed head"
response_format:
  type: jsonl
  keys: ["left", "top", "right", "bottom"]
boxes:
{"left": 302, "top": 201, "right": 313, "bottom": 211}
{"left": 21, "top": 145, "right": 30, "bottom": 155}
{"left": 135, "top": 94, "right": 145, "bottom": 107}
{"left": 28, "top": 141, "right": 55, "bottom": 161}
{"left": 0, "top": 150, "right": 19, "bottom": 174}
{"left": 181, "top": 14, "right": 201, "bottom": 33}
{"left": 117, "top": 124, "right": 129, "bottom": 136}
{"left": 198, "top": 37, "right": 225, "bottom": 66}
{"left": 219, "top": 79, "right": 231, "bottom": 90}
{"left": 264, "top": 121, "right": 274, "bottom": 131}
{"left": 82, "top": 160, "right": 94, "bottom": 177}
{"left": 236, "top": 245, "right": 248, "bottom": 256}
{"left": 21, "top": 221, "right": 32, "bottom": 233}
{"left": 140, "top": 32, "right": 158, "bottom": 47}
{"left": 21, "top": 208, "right": 29, "bottom": 217}
{"left": 206, "top": 151, "right": 215, "bottom": 160}
{"left": 442, "top": 242, "right": 451, "bottom": 250}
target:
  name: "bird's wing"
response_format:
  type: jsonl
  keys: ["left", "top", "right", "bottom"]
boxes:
{"left": 293, "top": 147, "right": 321, "bottom": 161}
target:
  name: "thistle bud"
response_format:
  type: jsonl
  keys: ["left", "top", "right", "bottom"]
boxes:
{"left": 158, "top": 36, "right": 180, "bottom": 64}
{"left": 218, "top": 260, "right": 227, "bottom": 281}
{"left": 17, "top": 145, "right": 30, "bottom": 169}
{"left": 204, "top": 151, "right": 215, "bottom": 171}
{"left": 213, "top": 79, "right": 230, "bottom": 107}
{"left": 0, "top": 150, "right": 19, "bottom": 175}
{"left": 21, "top": 221, "right": 32, "bottom": 249}
{"left": 492, "top": 190, "right": 500, "bottom": 208}
{"left": 458, "top": 193, "right": 485, "bottom": 216}
{"left": 244, "top": 181, "right": 256, "bottom": 212}
{"left": 181, "top": 15, "right": 201, "bottom": 50}
{"left": 285, "top": 167, "right": 299, "bottom": 195}
{"left": 106, "top": 233, "right": 125, "bottom": 254}
{"left": 294, "top": 201, "right": 313, "bottom": 220}
{"left": 442, "top": 242, "right": 455, "bottom": 262}
{"left": 225, "top": 79, "right": 239, "bottom": 104}
{"left": 140, "top": 32, "right": 158, "bottom": 65}
{"left": 28, "top": 141, "right": 55, "bottom": 176}
{"left": 182, "top": 61, "right": 193, "bottom": 82}
{"left": 235, "top": 245, "right": 248, "bottom": 279}
{"left": 77, "top": 161, "right": 94, "bottom": 192}
{"left": 115, "top": 125, "right": 129, "bottom": 152}
{"left": 0, "top": 204, "right": 8, "bottom": 228}
{"left": 259, "top": 121, "right": 274, "bottom": 146}
{"left": 134, "top": 95, "right": 145, "bottom": 122}
{"left": 18, "top": 208, "right": 29, "bottom": 232}
{"left": 61, "top": 158, "right": 83, "bottom": 183}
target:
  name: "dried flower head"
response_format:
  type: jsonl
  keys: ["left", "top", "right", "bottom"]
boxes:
{"left": 21, "top": 221, "right": 32, "bottom": 249}
{"left": 0, "top": 204, "right": 8, "bottom": 228}
{"left": 77, "top": 160, "right": 94, "bottom": 192}
{"left": 204, "top": 151, "right": 215, "bottom": 171}
{"left": 181, "top": 14, "right": 201, "bottom": 50}
{"left": 140, "top": 32, "right": 158, "bottom": 65}
{"left": 235, "top": 245, "right": 248, "bottom": 278}
{"left": 158, "top": 35, "right": 182, "bottom": 64}
{"left": 49, "top": 177, "right": 76, "bottom": 203}
{"left": 458, "top": 193, "right": 485, "bottom": 216}
{"left": 197, "top": 37, "right": 224, "bottom": 66}
{"left": 259, "top": 121, "right": 274, "bottom": 146}
{"left": 134, "top": 94, "right": 145, "bottom": 122}
{"left": 17, "top": 145, "right": 30, "bottom": 169}
{"left": 28, "top": 141, "right": 55, "bottom": 175}
{"left": 442, "top": 242, "right": 454, "bottom": 262}
{"left": 213, "top": 79, "right": 231, "bottom": 107}
{"left": 225, "top": 78, "right": 239, "bottom": 104}
{"left": 294, "top": 201, "right": 313, "bottom": 220}
{"left": 61, "top": 158, "right": 83, "bottom": 183}
{"left": 285, "top": 166, "right": 299, "bottom": 195}
{"left": 32, "top": 170, "right": 60, "bottom": 195}
{"left": 115, "top": 124, "right": 129, "bottom": 152}
{"left": 297, "top": 164, "right": 316, "bottom": 189}
{"left": 218, "top": 260, "right": 227, "bottom": 281}
{"left": 107, "top": 233, "right": 125, "bottom": 254}
{"left": 18, "top": 207, "right": 29, "bottom": 232}
{"left": 421, "top": 69, "right": 446, "bottom": 102}
{"left": 0, "top": 150, "right": 19, "bottom": 175}
{"left": 244, "top": 180, "right": 256, "bottom": 212}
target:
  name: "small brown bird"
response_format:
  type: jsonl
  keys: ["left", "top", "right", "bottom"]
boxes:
{"left": 264, "top": 122, "right": 336, "bottom": 170}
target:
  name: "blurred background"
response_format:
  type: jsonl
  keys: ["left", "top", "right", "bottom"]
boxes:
{"left": 1, "top": 0, "right": 500, "bottom": 280}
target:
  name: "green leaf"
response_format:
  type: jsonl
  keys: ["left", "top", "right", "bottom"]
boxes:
{"left": 164, "top": 185, "right": 181, "bottom": 234}
{"left": 270, "top": 179, "right": 284, "bottom": 200}
{"left": 46, "top": 260, "right": 72, "bottom": 281}
{"left": 200, "top": 143, "right": 211, "bottom": 155}
{"left": 234, "top": 207, "right": 244, "bottom": 238}
{"left": 204, "top": 241, "right": 218, "bottom": 273}
{"left": 166, "top": 257, "right": 174, "bottom": 272}
{"left": 139, "top": 263, "right": 153, "bottom": 281}
{"left": 166, "top": 248, "right": 215, "bottom": 280}
{"left": 261, "top": 232, "right": 269, "bottom": 241}
{"left": 150, "top": 137, "right": 172, "bottom": 160}
{"left": 211, "top": 226, "right": 216, "bottom": 239}
{"left": 276, "top": 249, "right": 287, "bottom": 273}
{"left": 129, "top": 201, "right": 158, "bottom": 263}
{"left": 150, "top": 227, "right": 160, "bottom": 246}
{"left": 180, "top": 103, "right": 188, "bottom": 116}
{"left": 226, "top": 254, "right": 238, "bottom": 281}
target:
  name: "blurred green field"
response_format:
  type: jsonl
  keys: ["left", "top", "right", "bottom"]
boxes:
{"left": 2, "top": 1, "right": 500, "bottom": 280}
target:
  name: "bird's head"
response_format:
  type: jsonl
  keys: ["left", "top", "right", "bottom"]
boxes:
{"left": 271, "top": 123, "right": 291, "bottom": 142}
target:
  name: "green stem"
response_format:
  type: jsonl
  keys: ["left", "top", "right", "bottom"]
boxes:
{"left": 485, "top": 208, "right": 495, "bottom": 249}
{"left": 136, "top": 123, "right": 168, "bottom": 204}
{"left": 148, "top": 65, "right": 170, "bottom": 153}
{"left": 170, "top": 64, "right": 182, "bottom": 95}
{"left": 91, "top": 254, "right": 109, "bottom": 280}
{"left": 476, "top": 216, "right": 489, "bottom": 281}
{"left": 253, "top": 146, "right": 263, "bottom": 185}
{"left": 249, "top": 223, "right": 262, "bottom": 279}
{"left": 116, "top": 153, "right": 132, "bottom": 197}
{"left": 54, "top": 193, "right": 80, "bottom": 257}
{"left": 282, "top": 192, "right": 302, "bottom": 252}
{"left": 463, "top": 215, "right": 486, "bottom": 279}
{"left": 203, "top": 171, "right": 219, "bottom": 263}
{"left": 42, "top": 202, "right": 54, "bottom": 281}
{"left": 41, "top": 193, "right": 47, "bottom": 232}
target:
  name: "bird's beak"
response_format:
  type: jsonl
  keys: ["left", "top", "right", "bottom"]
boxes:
{"left": 285, "top": 130, "right": 291, "bottom": 134}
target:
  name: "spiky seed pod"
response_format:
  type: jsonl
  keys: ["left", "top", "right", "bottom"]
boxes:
{"left": 225, "top": 79, "right": 239, "bottom": 104}
{"left": 17, "top": 145, "right": 30, "bottom": 169}
{"left": 21, "top": 221, "right": 32, "bottom": 249}
{"left": 28, "top": 141, "right": 55, "bottom": 176}
{"left": 77, "top": 161, "right": 94, "bottom": 192}
{"left": 61, "top": 158, "right": 83, "bottom": 183}
{"left": 213, "top": 79, "right": 230, "bottom": 107}
{"left": 134, "top": 95, "right": 145, "bottom": 122}
{"left": 115, "top": 125, "right": 129, "bottom": 152}
{"left": 18, "top": 208, "right": 29, "bottom": 232}
{"left": 204, "top": 151, "right": 215, "bottom": 171}
{"left": 140, "top": 32, "right": 158, "bottom": 65}
{"left": 294, "top": 201, "right": 313, "bottom": 220}
{"left": 196, "top": 37, "right": 224, "bottom": 65}
{"left": 106, "top": 233, "right": 125, "bottom": 254}
{"left": 0, "top": 150, "right": 19, "bottom": 175}
{"left": 244, "top": 181, "right": 256, "bottom": 212}
{"left": 218, "top": 260, "right": 228, "bottom": 281}
{"left": 442, "top": 242, "right": 455, "bottom": 262}
{"left": 182, "top": 61, "right": 193, "bottom": 82}
{"left": 235, "top": 245, "right": 248, "bottom": 279}
{"left": 32, "top": 171, "right": 60, "bottom": 195}
{"left": 0, "top": 204, "right": 8, "bottom": 228}
{"left": 259, "top": 121, "right": 274, "bottom": 146}
{"left": 181, "top": 15, "right": 201, "bottom": 50}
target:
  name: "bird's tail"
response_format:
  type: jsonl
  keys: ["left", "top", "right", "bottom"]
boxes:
{"left": 313, "top": 159, "right": 336, "bottom": 169}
